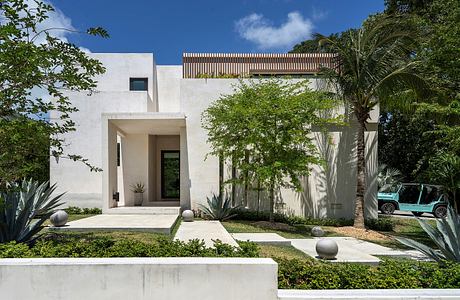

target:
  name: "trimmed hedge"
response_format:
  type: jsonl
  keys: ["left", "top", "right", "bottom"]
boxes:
{"left": 234, "top": 209, "right": 395, "bottom": 232}
{"left": 63, "top": 207, "right": 102, "bottom": 215}
{"left": 0, "top": 235, "right": 258, "bottom": 258}
{"left": 277, "top": 258, "right": 460, "bottom": 289}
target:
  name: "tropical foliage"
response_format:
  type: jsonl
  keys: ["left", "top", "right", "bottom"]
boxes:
{"left": 315, "top": 16, "right": 429, "bottom": 228}
{"left": 202, "top": 79, "right": 342, "bottom": 221}
{"left": 396, "top": 206, "right": 460, "bottom": 264}
{"left": 377, "top": 164, "right": 402, "bottom": 192}
{"left": 200, "top": 194, "right": 238, "bottom": 221}
{"left": 0, "top": 179, "right": 64, "bottom": 243}
{"left": 0, "top": 0, "right": 109, "bottom": 185}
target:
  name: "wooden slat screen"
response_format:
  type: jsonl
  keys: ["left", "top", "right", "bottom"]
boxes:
{"left": 182, "top": 53, "right": 338, "bottom": 78}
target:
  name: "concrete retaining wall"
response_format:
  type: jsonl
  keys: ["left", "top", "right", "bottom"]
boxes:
{"left": 0, "top": 257, "right": 278, "bottom": 300}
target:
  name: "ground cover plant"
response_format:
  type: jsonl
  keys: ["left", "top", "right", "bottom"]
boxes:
{"left": 277, "top": 258, "right": 460, "bottom": 289}
{"left": 0, "top": 231, "right": 459, "bottom": 289}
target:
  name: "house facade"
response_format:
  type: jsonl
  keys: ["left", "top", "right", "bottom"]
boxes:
{"left": 50, "top": 53, "right": 378, "bottom": 219}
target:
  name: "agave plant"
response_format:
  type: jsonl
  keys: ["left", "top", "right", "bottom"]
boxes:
{"left": 378, "top": 164, "right": 403, "bottom": 192}
{"left": 199, "top": 194, "right": 238, "bottom": 221}
{"left": 395, "top": 205, "right": 460, "bottom": 264}
{"left": 0, "top": 179, "right": 65, "bottom": 243}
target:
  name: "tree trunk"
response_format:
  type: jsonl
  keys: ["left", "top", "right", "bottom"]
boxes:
{"left": 354, "top": 118, "right": 366, "bottom": 229}
{"left": 269, "top": 181, "right": 275, "bottom": 223}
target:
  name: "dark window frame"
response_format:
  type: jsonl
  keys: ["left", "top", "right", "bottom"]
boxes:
{"left": 161, "top": 150, "right": 180, "bottom": 200}
{"left": 129, "top": 77, "right": 148, "bottom": 91}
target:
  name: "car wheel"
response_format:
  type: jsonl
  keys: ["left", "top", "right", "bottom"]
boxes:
{"left": 380, "top": 202, "right": 396, "bottom": 215}
{"left": 412, "top": 211, "right": 423, "bottom": 217}
{"left": 433, "top": 206, "right": 447, "bottom": 218}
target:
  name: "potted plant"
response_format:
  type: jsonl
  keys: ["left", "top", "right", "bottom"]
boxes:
{"left": 131, "top": 182, "right": 145, "bottom": 206}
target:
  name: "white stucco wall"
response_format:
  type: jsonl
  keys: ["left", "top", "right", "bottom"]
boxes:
{"left": 156, "top": 66, "right": 182, "bottom": 112}
{"left": 50, "top": 54, "right": 155, "bottom": 208}
{"left": 180, "top": 78, "right": 378, "bottom": 219}
{"left": 51, "top": 53, "right": 378, "bottom": 219}
{"left": 0, "top": 258, "right": 278, "bottom": 300}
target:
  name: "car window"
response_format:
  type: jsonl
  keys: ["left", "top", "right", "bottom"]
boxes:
{"left": 399, "top": 185, "right": 421, "bottom": 204}
{"left": 420, "top": 186, "right": 440, "bottom": 204}
{"left": 380, "top": 185, "right": 399, "bottom": 193}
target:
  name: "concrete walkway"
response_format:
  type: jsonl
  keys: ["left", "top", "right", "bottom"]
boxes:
{"left": 49, "top": 214, "right": 178, "bottom": 234}
{"left": 232, "top": 233, "right": 291, "bottom": 246}
{"left": 175, "top": 221, "right": 239, "bottom": 247}
{"left": 232, "top": 233, "right": 424, "bottom": 264}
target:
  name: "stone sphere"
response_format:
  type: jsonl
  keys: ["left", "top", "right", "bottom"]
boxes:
{"left": 311, "top": 226, "right": 325, "bottom": 237}
{"left": 315, "top": 239, "right": 338, "bottom": 260}
{"left": 182, "top": 210, "right": 194, "bottom": 222}
{"left": 50, "top": 210, "right": 68, "bottom": 227}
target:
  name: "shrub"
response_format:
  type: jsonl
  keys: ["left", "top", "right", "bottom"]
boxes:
{"left": 0, "top": 241, "right": 33, "bottom": 258}
{"left": 365, "top": 216, "right": 395, "bottom": 231}
{"left": 63, "top": 207, "right": 102, "bottom": 215}
{"left": 0, "top": 179, "right": 64, "bottom": 243}
{"left": 0, "top": 234, "right": 259, "bottom": 258}
{"left": 233, "top": 209, "right": 394, "bottom": 231}
{"left": 277, "top": 258, "right": 460, "bottom": 289}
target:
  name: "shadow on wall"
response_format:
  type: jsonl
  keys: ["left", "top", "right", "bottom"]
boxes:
{"left": 220, "top": 119, "right": 378, "bottom": 219}
{"left": 299, "top": 124, "right": 356, "bottom": 219}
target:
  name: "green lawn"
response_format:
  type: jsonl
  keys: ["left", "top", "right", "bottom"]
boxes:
{"left": 222, "top": 219, "right": 339, "bottom": 239}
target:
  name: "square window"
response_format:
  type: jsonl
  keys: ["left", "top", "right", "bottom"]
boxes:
{"left": 129, "top": 78, "right": 148, "bottom": 91}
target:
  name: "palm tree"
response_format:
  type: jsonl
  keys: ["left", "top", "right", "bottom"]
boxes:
{"left": 318, "top": 16, "right": 429, "bottom": 228}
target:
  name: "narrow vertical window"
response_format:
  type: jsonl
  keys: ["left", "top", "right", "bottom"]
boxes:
{"left": 117, "top": 143, "right": 120, "bottom": 166}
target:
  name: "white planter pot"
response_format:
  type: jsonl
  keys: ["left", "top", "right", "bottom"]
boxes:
{"left": 134, "top": 192, "right": 144, "bottom": 206}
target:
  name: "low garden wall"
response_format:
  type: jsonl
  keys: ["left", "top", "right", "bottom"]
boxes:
{"left": 1, "top": 257, "right": 459, "bottom": 300}
{"left": 278, "top": 289, "right": 460, "bottom": 299}
{"left": 0, "top": 257, "right": 278, "bottom": 300}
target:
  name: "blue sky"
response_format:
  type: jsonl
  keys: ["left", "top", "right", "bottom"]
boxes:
{"left": 51, "top": 0, "right": 384, "bottom": 64}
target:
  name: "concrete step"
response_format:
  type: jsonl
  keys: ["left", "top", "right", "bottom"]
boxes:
{"left": 106, "top": 206, "right": 180, "bottom": 215}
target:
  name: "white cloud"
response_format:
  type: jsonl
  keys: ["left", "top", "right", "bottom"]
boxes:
{"left": 235, "top": 12, "right": 313, "bottom": 50}
{"left": 23, "top": 0, "right": 75, "bottom": 45}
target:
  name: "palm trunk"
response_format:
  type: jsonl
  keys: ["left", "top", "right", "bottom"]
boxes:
{"left": 269, "top": 180, "right": 275, "bottom": 223}
{"left": 354, "top": 118, "right": 366, "bottom": 228}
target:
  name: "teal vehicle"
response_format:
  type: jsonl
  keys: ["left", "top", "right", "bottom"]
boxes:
{"left": 378, "top": 183, "right": 448, "bottom": 218}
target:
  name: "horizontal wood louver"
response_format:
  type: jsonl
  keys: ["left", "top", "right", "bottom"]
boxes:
{"left": 182, "top": 53, "right": 338, "bottom": 78}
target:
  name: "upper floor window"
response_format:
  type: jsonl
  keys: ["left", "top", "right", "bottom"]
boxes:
{"left": 130, "top": 78, "right": 148, "bottom": 91}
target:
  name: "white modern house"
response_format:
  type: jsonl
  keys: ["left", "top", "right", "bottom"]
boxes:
{"left": 50, "top": 53, "right": 378, "bottom": 219}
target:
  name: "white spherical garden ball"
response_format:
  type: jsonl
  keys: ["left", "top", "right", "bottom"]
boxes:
{"left": 315, "top": 239, "right": 338, "bottom": 259}
{"left": 50, "top": 210, "right": 68, "bottom": 227}
{"left": 311, "top": 226, "right": 325, "bottom": 237}
{"left": 182, "top": 210, "right": 194, "bottom": 222}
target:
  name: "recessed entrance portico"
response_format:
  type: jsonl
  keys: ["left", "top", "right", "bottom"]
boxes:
{"left": 101, "top": 112, "right": 189, "bottom": 214}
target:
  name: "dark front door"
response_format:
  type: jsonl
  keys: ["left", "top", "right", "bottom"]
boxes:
{"left": 161, "top": 150, "right": 180, "bottom": 199}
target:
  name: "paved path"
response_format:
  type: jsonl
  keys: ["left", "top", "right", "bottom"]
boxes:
{"left": 49, "top": 214, "right": 178, "bottom": 234}
{"left": 232, "top": 233, "right": 426, "bottom": 264}
{"left": 175, "top": 221, "right": 239, "bottom": 247}
{"left": 232, "top": 233, "right": 292, "bottom": 246}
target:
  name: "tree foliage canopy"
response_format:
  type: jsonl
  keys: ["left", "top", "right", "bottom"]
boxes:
{"left": 202, "top": 79, "right": 342, "bottom": 219}
{"left": 0, "top": 0, "right": 108, "bottom": 183}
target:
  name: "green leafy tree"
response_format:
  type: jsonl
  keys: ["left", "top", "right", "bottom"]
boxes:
{"left": 0, "top": 117, "right": 50, "bottom": 183}
{"left": 202, "top": 79, "right": 341, "bottom": 222}
{"left": 381, "top": 0, "right": 460, "bottom": 203}
{"left": 317, "top": 16, "right": 429, "bottom": 228}
{"left": 289, "top": 33, "right": 339, "bottom": 53}
{"left": 378, "top": 111, "right": 435, "bottom": 181}
{"left": 0, "top": 0, "right": 109, "bottom": 185}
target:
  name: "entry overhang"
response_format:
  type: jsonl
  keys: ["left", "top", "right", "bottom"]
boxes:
{"left": 102, "top": 112, "right": 186, "bottom": 135}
